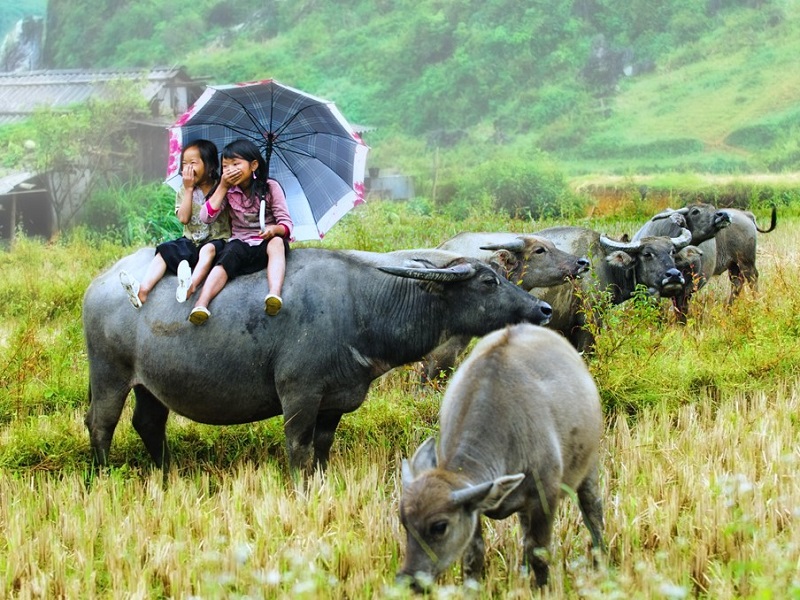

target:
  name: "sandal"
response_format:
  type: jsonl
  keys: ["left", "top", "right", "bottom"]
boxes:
{"left": 119, "top": 270, "right": 142, "bottom": 309}
{"left": 176, "top": 260, "right": 192, "bottom": 303}
{"left": 265, "top": 294, "right": 282, "bottom": 316}
{"left": 189, "top": 306, "right": 210, "bottom": 325}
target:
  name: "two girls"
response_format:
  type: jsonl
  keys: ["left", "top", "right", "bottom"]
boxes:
{"left": 188, "top": 139, "right": 293, "bottom": 325}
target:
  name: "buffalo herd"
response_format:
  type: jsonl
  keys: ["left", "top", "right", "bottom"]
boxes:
{"left": 81, "top": 202, "right": 776, "bottom": 591}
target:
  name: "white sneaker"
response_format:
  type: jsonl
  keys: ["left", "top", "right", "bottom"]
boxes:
{"left": 119, "top": 270, "right": 142, "bottom": 309}
{"left": 176, "top": 260, "right": 192, "bottom": 303}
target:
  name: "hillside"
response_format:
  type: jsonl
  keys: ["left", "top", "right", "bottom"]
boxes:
{"left": 15, "top": 0, "right": 800, "bottom": 182}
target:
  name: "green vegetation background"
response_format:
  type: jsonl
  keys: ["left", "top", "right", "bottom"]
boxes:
{"left": 18, "top": 0, "right": 797, "bottom": 177}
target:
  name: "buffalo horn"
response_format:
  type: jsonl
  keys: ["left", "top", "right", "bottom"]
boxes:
{"left": 598, "top": 233, "right": 643, "bottom": 252}
{"left": 650, "top": 207, "right": 689, "bottom": 221}
{"left": 378, "top": 262, "right": 476, "bottom": 282}
{"left": 479, "top": 238, "right": 525, "bottom": 252}
{"left": 670, "top": 227, "right": 692, "bottom": 250}
{"left": 451, "top": 481, "right": 494, "bottom": 508}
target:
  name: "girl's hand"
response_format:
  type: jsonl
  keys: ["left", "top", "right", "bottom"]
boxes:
{"left": 182, "top": 164, "right": 195, "bottom": 188}
{"left": 259, "top": 225, "right": 281, "bottom": 240}
{"left": 222, "top": 167, "right": 243, "bottom": 187}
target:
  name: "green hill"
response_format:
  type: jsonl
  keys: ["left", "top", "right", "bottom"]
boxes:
{"left": 27, "top": 0, "right": 800, "bottom": 181}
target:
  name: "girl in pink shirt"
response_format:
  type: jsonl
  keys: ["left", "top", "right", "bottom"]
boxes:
{"left": 189, "top": 139, "right": 293, "bottom": 324}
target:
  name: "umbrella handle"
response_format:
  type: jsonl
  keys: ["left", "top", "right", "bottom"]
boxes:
{"left": 259, "top": 200, "right": 266, "bottom": 232}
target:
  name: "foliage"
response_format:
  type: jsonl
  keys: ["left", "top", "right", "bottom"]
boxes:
{"left": 27, "top": 81, "right": 148, "bottom": 232}
{"left": 28, "top": 0, "right": 800, "bottom": 179}
{"left": 81, "top": 181, "right": 180, "bottom": 246}
{"left": 450, "top": 154, "right": 589, "bottom": 220}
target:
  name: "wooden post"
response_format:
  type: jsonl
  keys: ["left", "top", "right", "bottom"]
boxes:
{"left": 9, "top": 194, "right": 16, "bottom": 246}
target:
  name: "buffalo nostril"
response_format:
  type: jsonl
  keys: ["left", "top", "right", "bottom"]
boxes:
{"left": 540, "top": 303, "right": 553, "bottom": 317}
{"left": 577, "top": 258, "right": 590, "bottom": 267}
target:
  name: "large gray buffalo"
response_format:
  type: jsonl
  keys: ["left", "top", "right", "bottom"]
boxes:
{"left": 82, "top": 248, "right": 552, "bottom": 474}
{"left": 532, "top": 226, "right": 692, "bottom": 351}
{"left": 419, "top": 231, "right": 590, "bottom": 381}
{"left": 398, "top": 324, "right": 604, "bottom": 591}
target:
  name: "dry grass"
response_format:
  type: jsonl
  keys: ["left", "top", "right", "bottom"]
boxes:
{"left": 1, "top": 382, "right": 798, "bottom": 598}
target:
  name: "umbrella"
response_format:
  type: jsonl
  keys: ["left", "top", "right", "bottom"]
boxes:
{"left": 165, "top": 79, "right": 369, "bottom": 241}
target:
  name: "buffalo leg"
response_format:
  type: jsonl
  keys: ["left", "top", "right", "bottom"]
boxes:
{"left": 283, "top": 405, "right": 318, "bottom": 475}
{"left": 742, "top": 262, "right": 759, "bottom": 293}
{"left": 519, "top": 495, "right": 557, "bottom": 587}
{"left": 84, "top": 378, "right": 130, "bottom": 467}
{"left": 313, "top": 410, "right": 344, "bottom": 470}
{"left": 728, "top": 262, "right": 758, "bottom": 303}
{"left": 132, "top": 385, "right": 171, "bottom": 469}
{"left": 423, "top": 335, "right": 470, "bottom": 384}
{"left": 577, "top": 464, "right": 606, "bottom": 557}
{"left": 461, "top": 518, "right": 486, "bottom": 580}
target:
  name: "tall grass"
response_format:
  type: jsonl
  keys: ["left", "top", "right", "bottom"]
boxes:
{"left": 0, "top": 200, "right": 798, "bottom": 597}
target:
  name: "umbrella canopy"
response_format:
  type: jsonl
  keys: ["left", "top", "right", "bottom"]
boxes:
{"left": 166, "top": 79, "right": 369, "bottom": 241}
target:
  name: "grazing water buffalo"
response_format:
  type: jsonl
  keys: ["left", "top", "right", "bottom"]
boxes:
{"left": 532, "top": 226, "right": 692, "bottom": 351}
{"left": 82, "top": 248, "right": 552, "bottom": 474}
{"left": 420, "top": 232, "right": 590, "bottom": 381}
{"left": 397, "top": 324, "right": 604, "bottom": 591}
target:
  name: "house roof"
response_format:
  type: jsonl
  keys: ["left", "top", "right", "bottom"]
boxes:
{"left": 0, "top": 66, "right": 205, "bottom": 125}
{"left": 0, "top": 170, "right": 38, "bottom": 195}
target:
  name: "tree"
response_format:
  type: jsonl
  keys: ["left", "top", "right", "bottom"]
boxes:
{"left": 30, "top": 81, "right": 147, "bottom": 232}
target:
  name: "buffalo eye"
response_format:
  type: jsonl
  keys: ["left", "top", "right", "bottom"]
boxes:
{"left": 480, "top": 274, "right": 500, "bottom": 286}
{"left": 429, "top": 521, "right": 448, "bottom": 537}
{"left": 690, "top": 207, "right": 700, "bottom": 215}
{"left": 533, "top": 246, "right": 546, "bottom": 254}
{"left": 642, "top": 251, "right": 653, "bottom": 259}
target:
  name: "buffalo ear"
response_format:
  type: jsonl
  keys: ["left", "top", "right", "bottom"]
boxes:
{"left": 451, "top": 473, "right": 525, "bottom": 512}
{"left": 403, "top": 437, "right": 438, "bottom": 485}
{"left": 605, "top": 250, "right": 635, "bottom": 269}
{"left": 489, "top": 249, "right": 518, "bottom": 278}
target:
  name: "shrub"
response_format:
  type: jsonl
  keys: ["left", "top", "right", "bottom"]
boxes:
{"left": 80, "top": 181, "right": 180, "bottom": 246}
{"left": 450, "top": 156, "right": 588, "bottom": 220}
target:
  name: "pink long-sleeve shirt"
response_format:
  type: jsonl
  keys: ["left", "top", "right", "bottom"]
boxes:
{"left": 201, "top": 179, "right": 293, "bottom": 246}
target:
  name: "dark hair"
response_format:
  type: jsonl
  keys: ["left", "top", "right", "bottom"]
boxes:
{"left": 182, "top": 139, "right": 220, "bottom": 182}
{"left": 222, "top": 138, "right": 270, "bottom": 208}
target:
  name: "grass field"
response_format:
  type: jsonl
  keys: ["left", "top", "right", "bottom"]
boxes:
{"left": 1, "top": 202, "right": 799, "bottom": 598}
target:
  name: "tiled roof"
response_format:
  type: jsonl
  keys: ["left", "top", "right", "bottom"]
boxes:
{"left": 0, "top": 66, "right": 201, "bottom": 124}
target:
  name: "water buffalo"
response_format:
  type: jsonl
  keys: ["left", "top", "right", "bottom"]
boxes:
{"left": 437, "top": 232, "right": 591, "bottom": 291}
{"left": 632, "top": 203, "right": 730, "bottom": 321}
{"left": 532, "top": 226, "right": 692, "bottom": 351}
{"left": 697, "top": 206, "right": 776, "bottom": 303}
{"left": 634, "top": 204, "right": 776, "bottom": 309}
{"left": 82, "top": 247, "right": 552, "bottom": 475}
{"left": 397, "top": 324, "right": 604, "bottom": 591}
{"left": 420, "top": 232, "right": 590, "bottom": 381}
{"left": 632, "top": 202, "right": 731, "bottom": 244}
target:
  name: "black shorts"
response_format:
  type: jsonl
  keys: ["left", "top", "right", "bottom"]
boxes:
{"left": 155, "top": 237, "right": 226, "bottom": 273}
{"left": 216, "top": 237, "right": 290, "bottom": 280}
